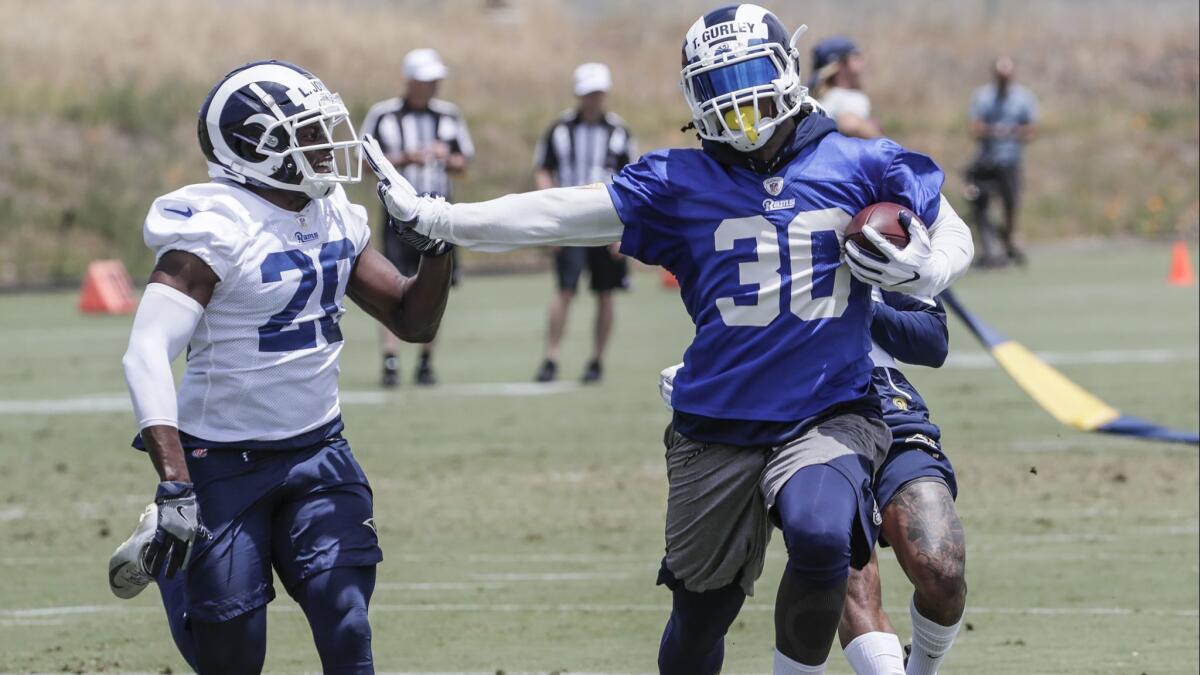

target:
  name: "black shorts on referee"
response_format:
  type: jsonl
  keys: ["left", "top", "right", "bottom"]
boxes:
{"left": 555, "top": 246, "right": 628, "bottom": 294}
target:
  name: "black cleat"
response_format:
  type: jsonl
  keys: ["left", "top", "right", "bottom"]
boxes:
{"left": 581, "top": 359, "right": 603, "bottom": 384}
{"left": 381, "top": 356, "right": 399, "bottom": 388}
{"left": 415, "top": 364, "right": 437, "bottom": 386}
{"left": 534, "top": 359, "right": 558, "bottom": 383}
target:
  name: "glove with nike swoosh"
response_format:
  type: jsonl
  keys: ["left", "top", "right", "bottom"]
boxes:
{"left": 844, "top": 210, "right": 933, "bottom": 293}
{"left": 144, "top": 481, "right": 208, "bottom": 578}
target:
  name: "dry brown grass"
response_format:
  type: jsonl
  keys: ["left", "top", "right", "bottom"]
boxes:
{"left": 0, "top": 0, "right": 1196, "bottom": 283}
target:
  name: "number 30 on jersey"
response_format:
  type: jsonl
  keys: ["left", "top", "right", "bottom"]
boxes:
{"left": 714, "top": 208, "right": 851, "bottom": 327}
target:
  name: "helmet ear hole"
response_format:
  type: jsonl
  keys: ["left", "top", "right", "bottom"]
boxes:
{"left": 264, "top": 126, "right": 290, "bottom": 154}
{"left": 229, "top": 123, "right": 269, "bottom": 163}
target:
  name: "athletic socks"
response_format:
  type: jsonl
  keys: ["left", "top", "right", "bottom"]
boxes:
{"left": 906, "top": 599, "right": 962, "bottom": 675}
{"left": 774, "top": 649, "right": 826, "bottom": 674}
{"left": 844, "top": 631, "right": 906, "bottom": 675}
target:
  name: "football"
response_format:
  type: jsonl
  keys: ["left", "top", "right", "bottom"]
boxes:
{"left": 845, "top": 202, "right": 917, "bottom": 257}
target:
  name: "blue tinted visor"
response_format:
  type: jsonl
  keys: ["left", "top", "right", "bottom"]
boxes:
{"left": 691, "top": 56, "right": 778, "bottom": 103}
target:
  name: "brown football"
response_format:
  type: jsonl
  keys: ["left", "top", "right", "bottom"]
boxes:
{"left": 845, "top": 202, "right": 916, "bottom": 257}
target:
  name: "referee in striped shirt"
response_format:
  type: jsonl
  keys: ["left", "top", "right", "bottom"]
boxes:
{"left": 361, "top": 48, "right": 473, "bottom": 387}
{"left": 532, "top": 63, "right": 636, "bottom": 384}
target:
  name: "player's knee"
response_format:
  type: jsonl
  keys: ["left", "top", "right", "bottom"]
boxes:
{"left": 782, "top": 516, "right": 852, "bottom": 585}
{"left": 776, "top": 466, "right": 857, "bottom": 586}
{"left": 336, "top": 605, "right": 372, "bottom": 649}
{"left": 914, "top": 549, "right": 967, "bottom": 605}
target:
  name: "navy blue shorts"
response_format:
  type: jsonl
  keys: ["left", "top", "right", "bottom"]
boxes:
{"left": 181, "top": 436, "right": 382, "bottom": 623}
{"left": 874, "top": 435, "right": 958, "bottom": 514}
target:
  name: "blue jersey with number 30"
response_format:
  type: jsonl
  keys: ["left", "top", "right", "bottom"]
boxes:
{"left": 608, "top": 116, "right": 944, "bottom": 434}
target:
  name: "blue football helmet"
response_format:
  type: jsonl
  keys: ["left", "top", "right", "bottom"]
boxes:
{"left": 198, "top": 60, "right": 361, "bottom": 199}
{"left": 681, "top": 4, "right": 809, "bottom": 152}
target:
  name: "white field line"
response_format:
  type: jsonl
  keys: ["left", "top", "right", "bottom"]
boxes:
{"left": 2, "top": 343, "right": 1196, "bottom": 415}
{"left": 1, "top": 603, "right": 1195, "bottom": 620}
{"left": 3, "top": 525, "right": 1196, "bottom": 568}
{"left": 0, "top": 383, "right": 579, "bottom": 415}
{"left": 944, "top": 347, "right": 1197, "bottom": 369}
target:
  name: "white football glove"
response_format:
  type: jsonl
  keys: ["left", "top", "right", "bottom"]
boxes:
{"left": 843, "top": 211, "right": 934, "bottom": 293}
{"left": 362, "top": 134, "right": 420, "bottom": 224}
{"left": 108, "top": 503, "right": 158, "bottom": 599}
{"left": 659, "top": 363, "right": 682, "bottom": 409}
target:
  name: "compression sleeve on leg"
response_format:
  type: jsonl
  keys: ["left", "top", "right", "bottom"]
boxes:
{"left": 295, "top": 566, "right": 376, "bottom": 674}
{"left": 121, "top": 283, "right": 202, "bottom": 430}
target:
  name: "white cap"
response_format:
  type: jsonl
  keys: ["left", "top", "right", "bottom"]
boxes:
{"left": 573, "top": 62, "right": 612, "bottom": 96}
{"left": 404, "top": 48, "right": 448, "bottom": 82}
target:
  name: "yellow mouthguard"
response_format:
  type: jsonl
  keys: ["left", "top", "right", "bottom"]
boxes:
{"left": 724, "top": 105, "right": 759, "bottom": 144}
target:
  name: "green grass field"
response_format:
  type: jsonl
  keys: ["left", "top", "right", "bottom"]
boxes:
{"left": 0, "top": 243, "right": 1197, "bottom": 673}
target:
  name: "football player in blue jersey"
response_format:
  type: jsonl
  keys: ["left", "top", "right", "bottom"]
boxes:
{"left": 108, "top": 61, "right": 455, "bottom": 674}
{"left": 367, "top": 4, "right": 973, "bottom": 672}
{"left": 836, "top": 290, "right": 966, "bottom": 675}
{"left": 659, "top": 290, "right": 966, "bottom": 675}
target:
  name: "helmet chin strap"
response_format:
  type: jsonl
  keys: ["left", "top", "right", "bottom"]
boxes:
{"left": 301, "top": 181, "right": 335, "bottom": 199}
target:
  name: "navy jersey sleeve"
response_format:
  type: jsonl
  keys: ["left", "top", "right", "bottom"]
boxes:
{"left": 877, "top": 142, "right": 945, "bottom": 227}
{"left": 607, "top": 150, "right": 678, "bottom": 266}
{"left": 871, "top": 291, "right": 949, "bottom": 368}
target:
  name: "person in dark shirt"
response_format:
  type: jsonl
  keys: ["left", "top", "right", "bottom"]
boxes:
{"left": 966, "top": 56, "right": 1038, "bottom": 268}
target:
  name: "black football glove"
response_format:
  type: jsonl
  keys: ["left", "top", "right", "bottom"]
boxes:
{"left": 387, "top": 216, "right": 455, "bottom": 257}
{"left": 144, "top": 481, "right": 208, "bottom": 578}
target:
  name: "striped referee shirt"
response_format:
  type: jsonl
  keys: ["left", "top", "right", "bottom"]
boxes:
{"left": 533, "top": 109, "right": 636, "bottom": 187}
{"left": 360, "top": 97, "right": 474, "bottom": 198}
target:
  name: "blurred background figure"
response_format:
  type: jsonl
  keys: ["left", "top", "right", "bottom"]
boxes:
{"left": 361, "top": 48, "right": 474, "bottom": 386}
{"left": 966, "top": 56, "right": 1038, "bottom": 268}
{"left": 532, "top": 62, "right": 636, "bottom": 384}
{"left": 810, "top": 37, "right": 883, "bottom": 139}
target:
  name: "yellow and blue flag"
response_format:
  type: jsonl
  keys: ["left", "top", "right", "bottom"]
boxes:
{"left": 940, "top": 289, "right": 1199, "bottom": 445}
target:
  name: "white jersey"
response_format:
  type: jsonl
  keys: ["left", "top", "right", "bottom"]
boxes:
{"left": 819, "top": 87, "right": 872, "bottom": 121}
{"left": 143, "top": 182, "right": 372, "bottom": 443}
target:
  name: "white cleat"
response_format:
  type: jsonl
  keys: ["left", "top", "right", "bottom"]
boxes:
{"left": 108, "top": 503, "right": 157, "bottom": 599}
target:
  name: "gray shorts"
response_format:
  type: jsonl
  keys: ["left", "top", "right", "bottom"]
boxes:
{"left": 659, "top": 412, "right": 890, "bottom": 596}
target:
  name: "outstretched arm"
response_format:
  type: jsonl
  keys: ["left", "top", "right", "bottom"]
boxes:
{"left": 347, "top": 246, "right": 452, "bottom": 343}
{"left": 413, "top": 185, "right": 624, "bottom": 252}
{"left": 364, "top": 134, "right": 624, "bottom": 252}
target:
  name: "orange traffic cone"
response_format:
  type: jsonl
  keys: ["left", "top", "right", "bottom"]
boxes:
{"left": 660, "top": 268, "right": 680, "bottom": 289}
{"left": 79, "top": 260, "right": 137, "bottom": 314}
{"left": 1167, "top": 241, "right": 1195, "bottom": 287}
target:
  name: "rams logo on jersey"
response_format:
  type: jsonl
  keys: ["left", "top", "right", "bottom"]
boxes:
{"left": 892, "top": 396, "right": 909, "bottom": 411}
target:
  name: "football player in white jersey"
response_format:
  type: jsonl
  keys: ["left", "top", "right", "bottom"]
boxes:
{"left": 108, "top": 60, "right": 454, "bottom": 673}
